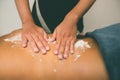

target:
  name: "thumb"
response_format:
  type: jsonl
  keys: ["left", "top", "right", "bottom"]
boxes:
{"left": 22, "top": 36, "right": 27, "bottom": 48}
{"left": 49, "top": 30, "right": 57, "bottom": 41}
{"left": 44, "top": 31, "right": 48, "bottom": 41}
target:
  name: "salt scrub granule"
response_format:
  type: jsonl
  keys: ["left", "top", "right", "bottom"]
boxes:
{"left": 74, "top": 54, "right": 81, "bottom": 61}
{"left": 4, "top": 34, "right": 22, "bottom": 42}
{"left": 74, "top": 40, "right": 91, "bottom": 49}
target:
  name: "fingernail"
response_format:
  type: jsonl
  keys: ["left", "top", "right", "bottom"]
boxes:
{"left": 58, "top": 54, "right": 63, "bottom": 60}
{"left": 49, "top": 38, "right": 54, "bottom": 42}
{"left": 54, "top": 50, "right": 58, "bottom": 54}
{"left": 42, "top": 49, "right": 46, "bottom": 54}
{"left": 46, "top": 46, "right": 49, "bottom": 50}
{"left": 22, "top": 44, "right": 26, "bottom": 47}
{"left": 47, "top": 36, "right": 51, "bottom": 41}
{"left": 70, "top": 50, "right": 74, "bottom": 54}
{"left": 34, "top": 48, "right": 39, "bottom": 52}
{"left": 64, "top": 54, "right": 68, "bottom": 58}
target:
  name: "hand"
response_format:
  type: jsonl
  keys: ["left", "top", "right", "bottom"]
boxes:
{"left": 50, "top": 19, "right": 77, "bottom": 59}
{"left": 22, "top": 22, "right": 49, "bottom": 54}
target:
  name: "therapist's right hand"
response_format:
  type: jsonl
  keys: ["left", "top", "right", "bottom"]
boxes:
{"left": 22, "top": 22, "right": 49, "bottom": 54}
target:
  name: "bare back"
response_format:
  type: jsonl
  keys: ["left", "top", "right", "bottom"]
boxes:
{"left": 0, "top": 29, "right": 109, "bottom": 80}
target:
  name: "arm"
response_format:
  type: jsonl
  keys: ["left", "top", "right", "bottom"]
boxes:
{"left": 15, "top": 0, "right": 49, "bottom": 53}
{"left": 65, "top": 0, "right": 96, "bottom": 23}
{"left": 15, "top": 0, "right": 33, "bottom": 24}
{"left": 51, "top": 0, "right": 96, "bottom": 59}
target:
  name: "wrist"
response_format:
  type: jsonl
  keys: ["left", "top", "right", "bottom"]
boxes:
{"left": 22, "top": 20, "right": 35, "bottom": 29}
{"left": 22, "top": 17, "right": 34, "bottom": 25}
{"left": 65, "top": 12, "right": 79, "bottom": 24}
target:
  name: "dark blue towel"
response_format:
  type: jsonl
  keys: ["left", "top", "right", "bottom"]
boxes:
{"left": 86, "top": 23, "right": 120, "bottom": 80}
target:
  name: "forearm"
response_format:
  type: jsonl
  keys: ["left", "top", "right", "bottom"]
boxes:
{"left": 15, "top": 0, "right": 34, "bottom": 24}
{"left": 65, "top": 0, "right": 96, "bottom": 23}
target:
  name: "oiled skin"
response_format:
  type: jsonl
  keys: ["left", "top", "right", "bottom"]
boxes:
{"left": 0, "top": 29, "right": 109, "bottom": 80}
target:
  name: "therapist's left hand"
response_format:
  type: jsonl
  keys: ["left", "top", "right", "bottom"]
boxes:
{"left": 50, "top": 18, "right": 77, "bottom": 59}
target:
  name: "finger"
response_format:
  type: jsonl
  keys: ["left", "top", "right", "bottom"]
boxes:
{"left": 22, "top": 35, "right": 27, "bottom": 48}
{"left": 37, "top": 29, "right": 49, "bottom": 51}
{"left": 43, "top": 32, "right": 50, "bottom": 50}
{"left": 63, "top": 40, "right": 70, "bottom": 59}
{"left": 70, "top": 38, "right": 76, "bottom": 54}
{"left": 50, "top": 30, "right": 57, "bottom": 41}
{"left": 44, "top": 31, "right": 48, "bottom": 41}
{"left": 54, "top": 38, "right": 61, "bottom": 55}
{"left": 38, "top": 34, "right": 49, "bottom": 51}
{"left": 27, "top": 34, "right": 39, "bottom": 53}
{"left": 35, "top": 28, "right": 48, "bottom": 53}
{"left": 58, "top": 39, "right": 66, "bottom": 59}
{"left": 31, "top": 33, "right": 46, "bottom": 54}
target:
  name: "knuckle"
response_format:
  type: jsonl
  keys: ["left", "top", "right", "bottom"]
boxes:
{"left": 59, "top": 49, "right": 64, "bottom": 54}
{"left": 65, "top": 47, "right": 69, "bottom": 51}
{"left": 60, "top": 43, "right": 65, "bottom": 47}
{"left": 35, "top": 38, "right": 40, "bottom": 42}
{"left": 30, "top": 42, "right": 36, "bottom": 47}
{"left": 38, "top": 43, "right": 44, "bottom": 48}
